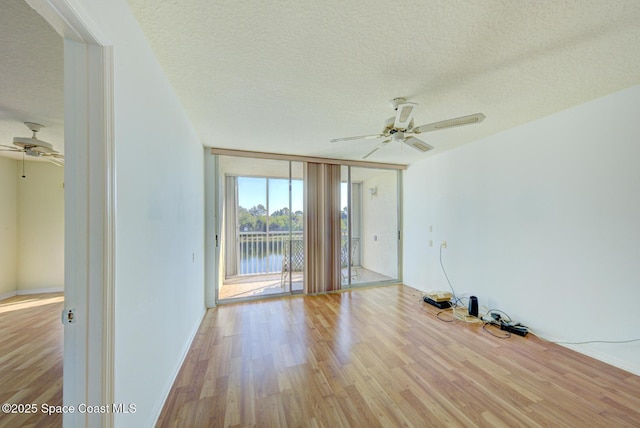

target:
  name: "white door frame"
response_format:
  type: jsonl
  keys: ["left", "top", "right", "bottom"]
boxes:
{"left": 26, "top": 1, "right": 115, "bottom": 426}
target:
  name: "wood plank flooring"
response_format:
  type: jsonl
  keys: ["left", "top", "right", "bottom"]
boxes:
{"left": 157, "top": 284, "right": 640, "bottom": 427}
{"left": 0, "top": 293, "right": 63, "bottom": 428}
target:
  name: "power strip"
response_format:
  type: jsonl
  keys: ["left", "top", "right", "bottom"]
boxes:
{"left": 500, "top": 323, "right": 528, "bottom": 337}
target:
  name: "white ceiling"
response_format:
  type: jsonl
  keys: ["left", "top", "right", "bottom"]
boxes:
{"left": 0, "top": 0, "right": 63, "bottom": 162}
{"left": 126, "top": 0, "right": 640, "bottom": 165}
{"left": 3, "top": 1, "right": 640, "bottom": 167}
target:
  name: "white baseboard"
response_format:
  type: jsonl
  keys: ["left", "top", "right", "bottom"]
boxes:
{"left": 0, "top": 291, "right": 18, "bottom": 301}
{"left": 16, "top": 287, "right": 64, "bottom": 295}
{"left": 560, "top": 343, "right": 640, "bottom": 377}
{"left": 531, "top": 330, "right": 640, "bottom": 377}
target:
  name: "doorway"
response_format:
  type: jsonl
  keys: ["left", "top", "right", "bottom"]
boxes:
{"left": 4, "top": 0, "right": 116, "bottom": 426}
{"left": 0, "top": 2, "right": 66, "bottom": 426}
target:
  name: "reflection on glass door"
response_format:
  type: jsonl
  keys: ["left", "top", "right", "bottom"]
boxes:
{"left": 217, "top": 156, "right": 304, "bottom": 301}
{"left": 341, "top": 165, "right": 399, "bottom": 287}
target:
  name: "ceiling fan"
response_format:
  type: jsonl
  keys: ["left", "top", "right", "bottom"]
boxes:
{"left": 1, "top": 121, "right": 64, "bottom": 167}
{"left": 330, "top": 98, "right": 486, "bottom": 159}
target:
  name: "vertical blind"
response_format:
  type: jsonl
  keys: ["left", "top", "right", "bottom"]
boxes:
{"left": 304, "top": 163, "right": 341, "bottom": 294}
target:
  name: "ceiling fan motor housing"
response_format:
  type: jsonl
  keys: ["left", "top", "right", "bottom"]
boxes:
{"left": 392, "top": 132, "right": 405, "bottom": 141}
{"left": 13, "top": 137, "right": 54, "bottom": 151}
{"left": 383, "top": 117, "right": 415, "bottom": 134}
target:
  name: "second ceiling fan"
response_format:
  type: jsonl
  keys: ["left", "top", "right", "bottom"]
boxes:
{"left": 331, "top": 98, "right": 486, "bottom": 159}
{"left": 1, "top": 121, "right": 64, "bottom": 166}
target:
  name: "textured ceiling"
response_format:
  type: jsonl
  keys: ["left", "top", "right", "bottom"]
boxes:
{"left": 3, "top": 1, "right": 640, "bottom": 167}
{"left": 126, "top": 0, "right": 640, "bottom": 165}
{"left": 0, "top": 0, "right": 63, "bottom": 162}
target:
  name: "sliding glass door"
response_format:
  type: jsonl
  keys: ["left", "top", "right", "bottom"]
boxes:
{"left": 217, "top": 156, "right": 304, "bottom": 301}
{"left": 213, "top": 153, "right": 401, "bottom": 300}
{"left": 341, "top": 165, "right": 400, "bottom": 287}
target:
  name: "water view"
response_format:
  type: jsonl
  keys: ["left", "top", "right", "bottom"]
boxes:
{"left": 240, "top": 253, "right": 285, "bottom": 275}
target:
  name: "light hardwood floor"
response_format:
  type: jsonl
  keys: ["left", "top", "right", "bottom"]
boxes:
{"left": 0, "top": 293, "right": 63, "bottom": 428}
{"left": 158, "top": 284, "right": 640, "bottom": 427}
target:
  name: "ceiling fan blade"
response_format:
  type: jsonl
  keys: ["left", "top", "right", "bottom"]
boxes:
{"left": 362, "top": 140, "right": 389, "bottom": 159}
{"left": 330, "top": 134, "right": 386, "bottom": 143}
{"left": 47, "top": 158, "right": 64, "bottom": 167}
{"left": 394, "top": 102, "right": 417, "bottom": 130}
{"left": 40, "top": 152, "right": 64, "bottom": 160}
{"left": 1, "top": 144, "right": 20, "bottom": 150}
{"left": 412, "top": 113, "right": 486, "bottom": 134}
{"left": 404, "top": 136, "right": 433, "bottom": 153}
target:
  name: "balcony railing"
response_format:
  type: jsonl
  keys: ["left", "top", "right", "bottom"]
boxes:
{"left": 237, "top": 231, "right": 360, "bottom": 276}
{"left": 238, "top": 231, "right": 303, "bottom": 275}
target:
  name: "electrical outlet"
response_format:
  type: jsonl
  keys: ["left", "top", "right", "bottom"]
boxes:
{"left": 429, "top": 240, "right": 433, "bottom": 247}
{"left": 441, "top": 240, "right": 447, "bottom": 248}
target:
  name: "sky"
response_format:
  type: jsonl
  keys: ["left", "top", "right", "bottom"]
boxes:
{"left": 238, "top": 177, "right": 304, "bottom": 213}
{"left": 238, "top": 177, "right": 350, "bottom": 213}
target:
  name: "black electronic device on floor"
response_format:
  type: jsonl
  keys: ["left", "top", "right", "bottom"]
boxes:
{"left": 423, "top": 296, "right": 452, "bottom": 309}
{"left": 500, "top": 322, "right": 528, "bottom": 336}
{"left": 468, "top": 296, "right": 478, "bottom": 317}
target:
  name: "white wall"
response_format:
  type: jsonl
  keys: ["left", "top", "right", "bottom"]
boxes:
{"left": 72, "top": 1, "right": 206, "bottom": 426}
{"left": 403, "top": 85, "right": 640, "bottom": 375}
{"left": 16, "top": 161, "right": 64, "bottom": 292}
{"left": 0, "top": 159, "right": 63, "bottom": 297}
{"left": 0, "top": 157, "right": 17, "bottom": 298}
{"left": 361, "top": 170, "right": 398, "bottom": 278}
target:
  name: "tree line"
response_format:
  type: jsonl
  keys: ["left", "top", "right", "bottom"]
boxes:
{"left": 239, "top": 204, "right": 350, "bottom": 232}
{"left": 239, "top": 204, "right": 303, "bottom": 232}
